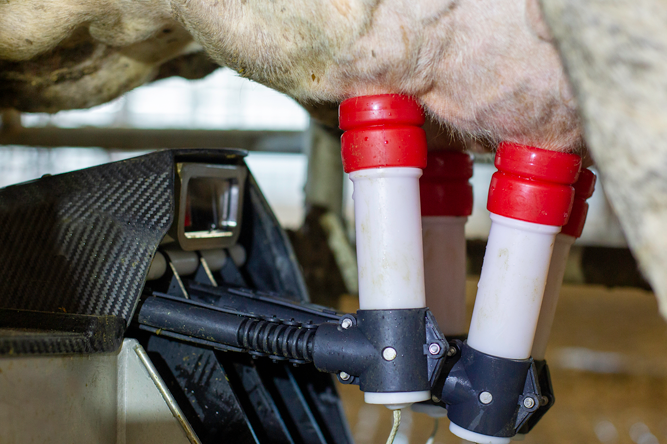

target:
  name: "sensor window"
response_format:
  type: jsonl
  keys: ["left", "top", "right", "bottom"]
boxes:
{"left": 185, "top": 177, "right": 240, "bottom": 238}
{"left": 173, "top": 163, "right": 247, "bottom": 251}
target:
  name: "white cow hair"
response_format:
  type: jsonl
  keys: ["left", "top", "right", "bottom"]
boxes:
{"left": 0, "top": 0, "right": 174, "bottom": 61}
{"left": 171, "top": 0, "right": 582, "bottom": 151}
{"left": 541, "top": 0, "right": 667, "bottom": 318}
{"left": 0, "top": 0, "right": 197, "bottom": 112}
{"left": 1, "top": 0, "right": 582, "bottom": 151}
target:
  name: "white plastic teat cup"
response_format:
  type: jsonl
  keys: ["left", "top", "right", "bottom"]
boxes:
{"left": 340, "top": 94, "right": 431, "bottom": 408}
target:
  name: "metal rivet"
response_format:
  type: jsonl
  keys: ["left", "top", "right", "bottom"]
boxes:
{"left": 479, "top": 391, "right": 493, "bottom": 405}
{"left": 523, "top": 397, "right": 536, "bottom": 409}
{"left": 339, "top": 371, "right": 351, "bottom": 381}
{"left": 447, "top": 346, "right": 457, "bottom": 357}
{"left": 341, "top": 318, "right": 353, "bottom": 329}
{"left": 382, "top": 347, "right": 397, "bottom": 361}
{"left": 428, "top": 343, "right": 441, "bottom": 355}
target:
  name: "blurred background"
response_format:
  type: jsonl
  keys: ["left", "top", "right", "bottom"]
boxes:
{"left": 1, "top": 68, "right": 664, "bottom": 444}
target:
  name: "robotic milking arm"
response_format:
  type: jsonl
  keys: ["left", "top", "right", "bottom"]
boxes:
{"left": 138, "top": 95, "right": 596, "bottom": 443}
{"left": 0, "top": 104, "right": 594, "bottom": 443}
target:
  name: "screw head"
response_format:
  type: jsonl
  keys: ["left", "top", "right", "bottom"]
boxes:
{"left": 523, "top": 397, "right": 536, "bottom": 409}
{"left": 479, "top": 391, "right": 493, "bottom": 405}
{"left": 339, "top": 371, "right": 351, "bottom": 381}
{"left": 382, "top": 347, "right": 397, "bottom": 361}
{"left": 340, "top": 318, "right": 353, "bottom": 329}
{"left": 447, "top": 346, "right": 457, "bottom": 357}
{"left": 428, "top": 343, "right": 441, "bottom": 355}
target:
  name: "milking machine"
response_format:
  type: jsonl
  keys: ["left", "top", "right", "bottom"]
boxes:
{"left": 0, "top": 96, "right": 595, "bottom": 444}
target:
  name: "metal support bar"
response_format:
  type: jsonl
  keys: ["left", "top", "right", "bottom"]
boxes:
{"left": 0, "top": 127, "right": 306, "bottom": 153}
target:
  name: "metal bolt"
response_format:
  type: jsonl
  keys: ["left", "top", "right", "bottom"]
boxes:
{"left": 428, "top": 343, "right": 441, "bottom": 355}
{"left": 479, "top": 391, "right": 493, "bottom": 405}
{"left": 382, "top": 347, "right": 397, "bottom": 361}
{"left": 447, "top": 346, "right": 457, "bottom": 357}
{"left": 341, "top": 318, "right": 353, "bottom": 329}
{"left": 523, "top": 397, "right": 536, "bottom": 409}
{"left": 339, "top": 371, "right": 351, "bottom": 381}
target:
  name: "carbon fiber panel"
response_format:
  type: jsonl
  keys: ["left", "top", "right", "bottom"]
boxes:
{"left": 0, "top": 151, "right": 174, "bottom": 324}
{"left": 0, "top": 309, "right": 125, "bottom": 354}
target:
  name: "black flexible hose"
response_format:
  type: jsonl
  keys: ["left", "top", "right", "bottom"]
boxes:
{"left": 238, "top": 317, "right": 315, "bottom": 361}
{"left": 138, "top": 295, "right": 315, "bottom": 361}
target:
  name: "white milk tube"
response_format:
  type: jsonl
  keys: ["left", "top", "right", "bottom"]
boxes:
{"left": 530, "top": 233, "right": 576, "bottom": 361}
{"left": 467, "top": 213, "right": 561, "bottom": 359}
{"left": 420, "top": 151, "right": 473, "bottom": 336}
{"left": 340, "top": 94, "right": 430, "bottom": 408}
{"left": 422, "top": 216, "right": 468, "bottom": 333}
{"left": 350, "top": 167, "right": 426, "bottom": 310}
{"left": 450, "top": 142, "right": 581, "bottom": 444}
{"left": 531, "top": 168, "right": 596, "bottom": 360}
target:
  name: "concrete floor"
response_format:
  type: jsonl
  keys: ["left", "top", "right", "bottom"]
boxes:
{"left": 336, "top": 278, "right": 667, "bottom": 444}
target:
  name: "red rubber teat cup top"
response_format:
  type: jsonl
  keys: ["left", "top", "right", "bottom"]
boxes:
{"left": 420, "top": 151, "right": 474, "bottom": 217}
{"left": 560, "top": 168, "right": 596, "bottom": 238}
{"left": 487, "top": 142, "right": 582, "bottom": 226}
{"left": 339, "top": 95, "right": 427, "bottom": 173}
